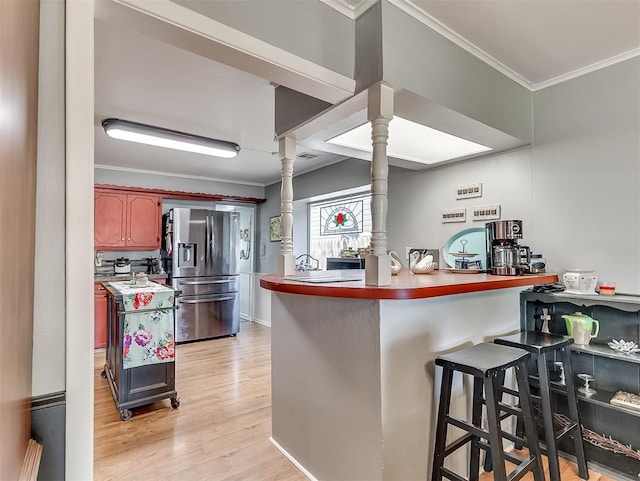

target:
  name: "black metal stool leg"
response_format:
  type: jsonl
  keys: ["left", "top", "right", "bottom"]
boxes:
{"left": 482, "top": 369, "right": 506, "bottom": 473}
{"left": 484, "top": 374, "right": 508, "bottom": 481}
{"left": 431, "top": 366, "right": 454, "bottom": 481}
{"left": 469, "top": 376, "right": 483, "bottom": 481}
{"left": 537, "top": 350, "right": 561, "bottom": 481}
{"left": 515, "top": 362, "right": 545, "bottom": 481}
{"left": 561, "top": 346, "right": 589, "bottom": 479}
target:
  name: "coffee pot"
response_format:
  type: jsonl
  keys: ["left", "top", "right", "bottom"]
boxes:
{"left": 562, "top": 312, "right": 600, "bottom": 345}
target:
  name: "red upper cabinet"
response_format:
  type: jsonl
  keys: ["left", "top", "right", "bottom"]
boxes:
{"left": 126, "top": 193, "right": 161, "bottom": 248}
{"left": 95, "top": 190, "right": 127, "bottom": 248}
{"left": 95, "top": 189, "right": 161, "bottom": 250}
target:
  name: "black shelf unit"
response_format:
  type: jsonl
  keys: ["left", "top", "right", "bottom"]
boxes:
{"left": 101, "top": 283, "right": 181, "bottom": 421}
{"left": 520, "top": 290, "right": 640, "bottom": 480}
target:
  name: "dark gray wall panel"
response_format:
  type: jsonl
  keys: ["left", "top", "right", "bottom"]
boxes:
{"left": 355, "top": 1, "right": 383, "bottom": 93}
{"left": 380, "top": 1, "right": 532, "bottom": 141}
{"left": 31, "top": 393, "right": 65, "bottom": 481}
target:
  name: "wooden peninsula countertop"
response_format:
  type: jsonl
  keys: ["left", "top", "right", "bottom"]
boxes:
{"left": 260, "top": 269, "right": 558, "bottom": 300}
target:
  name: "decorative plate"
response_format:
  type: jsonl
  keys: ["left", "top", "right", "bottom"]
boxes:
{"left": 445, "top": 268, "right": 483, "bottom": 274}
{"left": 442, "top": 227, "right": 486, "bottom": 268}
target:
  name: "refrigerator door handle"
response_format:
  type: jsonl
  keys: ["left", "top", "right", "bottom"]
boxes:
{"left": 204, "top": 214, "right": 209, "bottom": 269}
{"left": 178, "top": 295, "right": 236, "bottom": 304}
{"left": 180, "top": 279, "right": 234, "bottom": 285}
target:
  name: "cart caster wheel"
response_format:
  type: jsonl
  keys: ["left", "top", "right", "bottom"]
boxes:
{"left": 120, "top": 409, "right": 133, "bottom": 421}
{"left": 100, "top": 370, "right": 107, "bottom": 379}
{"left": 170, "top": 397, "right": 181, "bottom": 409}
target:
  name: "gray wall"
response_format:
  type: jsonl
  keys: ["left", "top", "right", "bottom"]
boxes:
{"left": 33, "top": 0, "right": 66, "bottom": 397}
{"left": 387, "top": 147, "right": 533, "bottom": 265}
{"left": 261, "top": 59, "right": 640, "bottom": 293}
{"left": 257, "top": 158, "right": 409, "bottom": 273}
{"left": 530, "top": 57, "right": 640, "bottom": 290}
{"left": 173, "top": 0, "right": 355, "bottom": 78}
{"left": 380, "top": 0, "right": 532, "bottom": 142}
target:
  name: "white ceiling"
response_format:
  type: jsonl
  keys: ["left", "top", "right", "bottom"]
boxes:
{"left": 94, "top": 20, "right": 340, "bottom": 187}
{"left": 94, "top": 0, "right": 640, "bottom": 187}
{"left": 404, "top": 0, "right": 640, "bottom": 89}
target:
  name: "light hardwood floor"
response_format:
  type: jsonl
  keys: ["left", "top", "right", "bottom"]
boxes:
{"left": 95, "top": 321, "right": 615, "bottom": 481}
{"left": 94, "top": 322, "right": 305, "bottom": 481}
{"left": 478, "top": 448, "right": 616, "bottom": 481}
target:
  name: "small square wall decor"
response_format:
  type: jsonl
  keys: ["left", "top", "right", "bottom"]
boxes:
{"left": 269, "top": 216, "right": 282, "bottom": 242}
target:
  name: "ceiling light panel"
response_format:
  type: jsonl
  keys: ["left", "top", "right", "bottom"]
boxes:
{"left": 102, "top": 118, "right": 240, "bottom": 159}
{"left": 327, "top": 116, "right": 491, "bottom": 165}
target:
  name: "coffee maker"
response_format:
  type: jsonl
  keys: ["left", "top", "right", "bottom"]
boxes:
{"left": 485, "top": 220, "right": 530, "bottom": 275}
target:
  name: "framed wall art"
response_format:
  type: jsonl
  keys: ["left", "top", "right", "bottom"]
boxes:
{"left": 269, "top": 215, "right": 282, "bottom": 242}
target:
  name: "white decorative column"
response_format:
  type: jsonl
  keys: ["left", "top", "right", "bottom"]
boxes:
{"left": 365, "top": 83, "right": 393, "bottom": 286}
{"left": 278, "top": 136, "right": 296, "bottom": 276}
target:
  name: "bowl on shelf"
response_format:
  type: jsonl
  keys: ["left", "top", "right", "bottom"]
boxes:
{"left": 608, "top": 339, "right": 640, "bottom": 355}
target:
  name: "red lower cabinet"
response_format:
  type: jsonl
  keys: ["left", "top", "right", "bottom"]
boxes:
{"left": 94, "top": 282, "right": 107, "bottom": 349}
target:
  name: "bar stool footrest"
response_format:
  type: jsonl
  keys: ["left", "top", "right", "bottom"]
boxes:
{"left": 441, "top": 466, "right": 468, "bottom": 481}
{"left": 497, "top": 401, "right": 523, "bottom": 417}
{"left": 444, "top": 433, "right": 474, "bottom": 457}
{"left": 555, "top": 422, "right": 578, "bottom": 442}
{"left": 446, "top": 415, "right": 488, "bottom": 440}
{"left": 508, "top": 457, "right": 538, "bottom": 481}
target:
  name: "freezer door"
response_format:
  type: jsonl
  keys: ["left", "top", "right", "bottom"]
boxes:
{"left": 171, "top": 209, "right": 239, "bottom": 277}
{"left": 175, "top": 292, "right": 239, "bottom": 343}
{"left": 172, "top": 276, "right": 239, "bottom": 296}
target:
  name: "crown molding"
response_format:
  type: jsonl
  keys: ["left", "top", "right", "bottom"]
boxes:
{"left": 353, "top": 0, "right": 379, "bottom": 19}
{"left": 94, "top": 164, "right": 267, "bottom": 187}
{"left": 387, "top": 0, "right": 534, "bottom": 90}
{"left": 388, "top": 0, "right": 640, "bottom": 92}
{"left": 320, "top": 0, "right": 378, "bottom": 20}
{"left": 531, "top": 48, "right": 640, "bottom": 91}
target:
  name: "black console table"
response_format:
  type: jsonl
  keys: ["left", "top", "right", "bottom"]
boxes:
{"left": 520, "top": 290, "right": 640, "bottom": 480}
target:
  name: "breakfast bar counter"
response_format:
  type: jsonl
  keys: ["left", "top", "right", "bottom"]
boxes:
{"left": 260, "top": 270, "right": 556, "bottom": 481}
{"left": 260, "top": 269, "right": 557, "bottom": 299}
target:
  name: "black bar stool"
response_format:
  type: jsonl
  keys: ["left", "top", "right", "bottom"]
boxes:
{"left": 431, "top": 343, "right": 544, "bottom": 481}
{"left": 494, "top": 331, "right": 589, "bottom": 481}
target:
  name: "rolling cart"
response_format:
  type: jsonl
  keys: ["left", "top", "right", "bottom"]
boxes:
{"left": 101, "top": 281, "right": 181, "bottom": 420}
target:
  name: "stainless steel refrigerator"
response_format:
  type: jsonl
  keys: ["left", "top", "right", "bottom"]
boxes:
{"left": 163, "top": 208, "right": 240, "bottom": 343}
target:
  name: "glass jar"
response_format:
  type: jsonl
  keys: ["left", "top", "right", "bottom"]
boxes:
{"left": 529, "top": 254, "right": 546, "bottom": 273}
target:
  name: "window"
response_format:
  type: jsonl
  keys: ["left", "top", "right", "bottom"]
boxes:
{"left": 308, "top": 192, "right": 372, "bottom": 269}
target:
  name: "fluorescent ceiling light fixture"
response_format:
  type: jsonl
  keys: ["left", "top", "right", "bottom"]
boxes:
{"left": 327, "top": 116, "right": 491, "bottom": 165}
{"left": 102, "top": 118, "right": 240, "bottom": 158}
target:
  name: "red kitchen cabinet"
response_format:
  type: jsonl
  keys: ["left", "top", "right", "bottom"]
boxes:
{"left": 127, "top": 194, "right": 161, "bottom": 248}
{"left": 94, "top": 282, "right": 107, "bottom": 349}
{"left": 94, "top": 189, "right": 161, "bottom": 250}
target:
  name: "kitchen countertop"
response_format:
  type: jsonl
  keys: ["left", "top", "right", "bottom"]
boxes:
{"left": 266, "top": 268, "right": 558, "bottom": 481}
{"left": 260, "top": 269, "right": 558, "bottom": 300}
{"left": 94, "top": 273, "right": 168, "bottom": 283}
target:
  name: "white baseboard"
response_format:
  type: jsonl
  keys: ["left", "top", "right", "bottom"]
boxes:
{"left": 252, "top": 317, "right": 271, "bottom": 328}
{"left": 269, "top": 437, "right": 317, "bottom": 481}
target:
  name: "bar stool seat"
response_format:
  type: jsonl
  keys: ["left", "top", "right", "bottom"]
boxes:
{"left": 494, "top": 331, "right": 589, "bottom": 481}
{"left": 431, "top": 343, "right": 544, "bottom": 481}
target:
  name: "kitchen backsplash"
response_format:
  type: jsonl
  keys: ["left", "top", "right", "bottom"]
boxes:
{"left": 96, "top": 250, "right": 162, "bottom": 274}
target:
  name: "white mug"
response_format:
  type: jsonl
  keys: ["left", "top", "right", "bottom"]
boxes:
{"left": 563, "top": 270, "right": 597, "bottom": 294}
{"left": 579, "top": 274, "right": 597, "bottom": 293}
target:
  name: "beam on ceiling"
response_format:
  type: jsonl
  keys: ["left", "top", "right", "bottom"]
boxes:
{"left": 95, "top": 0, "right": 356, "bottom": 105}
